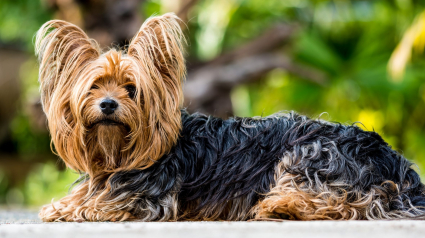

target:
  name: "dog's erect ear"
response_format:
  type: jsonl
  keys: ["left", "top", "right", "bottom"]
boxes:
{"left": 35, "top": 21, "right": 100, "bottom": 172}
{"left": 128, "top": 13, "right": 186, "bottom": 107}
{"left": 126, "top": 13, "right": 186, "bottom": 168}
{"left": 35, "top": 20, "right": 100, "bottom": 113}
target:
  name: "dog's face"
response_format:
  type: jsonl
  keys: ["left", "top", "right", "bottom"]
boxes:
{"left": 35, "top": 13, "right": 185, "bottom": 175}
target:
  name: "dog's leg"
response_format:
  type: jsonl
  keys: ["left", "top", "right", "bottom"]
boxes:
{"left": 254, "top": 173, "right": 366, "bottom": 220}
{"left": 39, "top": 197, "right": 80, "bottom": 222}
{"left": 252, "top": 146, "right": 369, "bottom": 220}
{"left": 39, "top": 179, "right": 180, "bottom": 222}
{"left": 39, "top": 183, "right": 89, "bottom": 222}
{"left": 39, "top": 182, "right": 136, "bottom": 222}
{"left": 254, "top": 138, "right": 425, "bottom": 221}
{"left": 40, "top": 199, "right": 135, "bottom": 222}
{"left": 254, "top": 174, "right": 425, "bottom": 220}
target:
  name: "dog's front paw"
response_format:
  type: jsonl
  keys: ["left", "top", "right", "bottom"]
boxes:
{"left": 73, "top": 206, "right": 136, "bottom": 221}
{"left": 40, "top": 202, "right": 136, "bottom": 222}
{"left": 39, "top": 201, "right": 82, "bottom": 222}
{"left": 39, "top": 202, "right": 65, "bottom": 222}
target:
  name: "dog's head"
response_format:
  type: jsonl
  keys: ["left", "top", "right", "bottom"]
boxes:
{"left": 35, "top": 13, "right": 185, "bottom": 175}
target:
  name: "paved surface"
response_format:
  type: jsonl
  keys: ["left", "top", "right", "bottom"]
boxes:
{"left": 1, "top": 210, "right": 425, "bottom": 238}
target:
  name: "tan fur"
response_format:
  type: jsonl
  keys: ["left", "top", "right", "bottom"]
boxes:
{"left": 39, "top": 182, "right": 135, "bottom": 222}
{"left": 36, "top": 13, "right": 185, "bottom": 222}
{"left": 39, "top": 173, "right": 180, "bottom": 222}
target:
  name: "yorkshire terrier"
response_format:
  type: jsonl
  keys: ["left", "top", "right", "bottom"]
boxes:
{"left": 36, "top": 13, "right": 425, "bottom": 222}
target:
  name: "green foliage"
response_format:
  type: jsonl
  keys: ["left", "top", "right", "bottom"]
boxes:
{"left": 10, "top": 113, "right": 51, "bottom": 156}
{"left": 10, "top": 59, "right": 51, "bottom": 156}
{"left": 0, "top": 0, "right": 53, "bottom": 50}
{"left": 0, "top": 170, "right": 9, "bottom": 204}
{"left": 23, "top": 163, "right": 80, "bottom": 206}
{"left": 143, "top": 0, "right": 162, "bottom": 17}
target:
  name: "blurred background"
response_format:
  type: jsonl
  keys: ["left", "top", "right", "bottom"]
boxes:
{"left": 1, "top": 0, "right": 425, "bottom": 208}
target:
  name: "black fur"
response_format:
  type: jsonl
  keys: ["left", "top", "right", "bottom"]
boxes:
{"left": 97, "top": 110, "right": 425, "bottom": 220}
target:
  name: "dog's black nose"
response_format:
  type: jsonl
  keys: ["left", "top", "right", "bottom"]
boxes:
{"left": 100, "top": 99, "right": 118, "bottom": 115}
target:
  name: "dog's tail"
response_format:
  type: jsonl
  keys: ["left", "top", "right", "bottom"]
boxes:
{"left": 397, "top": 191, "right": 425, "bottom": 219}
{"left": 373, "top": 170, "right": 425, "bottom": 220}
{"left": 408, "top": 195, "right": 425, "bottom": 219}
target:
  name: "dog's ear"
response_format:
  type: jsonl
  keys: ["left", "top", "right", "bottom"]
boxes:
{"left": 128, "top": 13, "right": 185, "bottom": 108}
{"left": 35, "top": 20, "right": 100, "bottom": 113}
{"left": 35, "top": 21, "right": 100, "bottom": 172}
{"left": 126, "top": 13, "right": 186, "bottom": 168}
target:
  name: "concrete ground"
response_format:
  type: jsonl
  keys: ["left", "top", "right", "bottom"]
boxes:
{"left": 1, "top": 210, "right": 425, "bottom": 238}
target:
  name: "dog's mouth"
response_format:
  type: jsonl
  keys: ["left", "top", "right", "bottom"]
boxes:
{"left": 89, "top": 118, "right": 128, "bottom": 129}
{"left": 97, "top": 119, "right": 122, "bottom": 126}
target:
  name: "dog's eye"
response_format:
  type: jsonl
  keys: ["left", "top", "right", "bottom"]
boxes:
{"left": 90, "top": 85, "right": 99, "bottom": 90}
{"left": 124, "top": 85, "right": 136, "bottom": 99}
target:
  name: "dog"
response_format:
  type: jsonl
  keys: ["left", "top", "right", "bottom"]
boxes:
{"left": 35, "top": 13, "right": 425, "bottom": 222}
